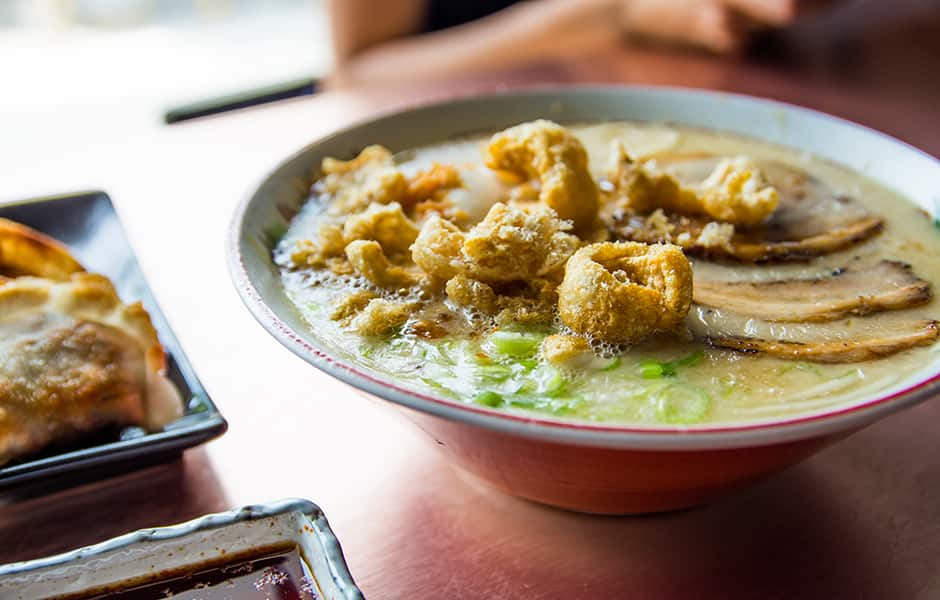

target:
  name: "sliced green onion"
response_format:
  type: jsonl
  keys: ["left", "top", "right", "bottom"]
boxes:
{"left": 547, "top": 396, "right": 583, "bottom": 415}
{"left": 655, "top": 384, "right": 710, "bottom": 424}
{"left": 671, "top": 350, "right": 704, "bottom": 369}
{"left": 508, "top": 396, "right": 537, "bottom": 408}
{"left": 479, "top": 363, "right": 513, "bottom": 382}
{"left": 518, "top": 358, "right": 539, "bottom": 371}
{"left": 535, "top": 366, "right": 567, "bottom": 396}
{"left": 638, "top": 359, "right": 666, "bottom": 379}
{"left": 639, "top": 350, "right": 704, "bottom": 378}
{"left": 488, "top": 331, "right": 542, "bottom": 358}
{"left": 432, "top": 342, "right": 457, "bottom": 366}
{"left": 474, "top": 390, "right": 504, "bottom": 407}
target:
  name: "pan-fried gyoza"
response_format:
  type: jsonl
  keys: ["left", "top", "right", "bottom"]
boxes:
{"left": 276, "top": 121, "right": 939, "bottom": 426}
{"left": 0, "top": 221, "right": 182, "bottom": 465}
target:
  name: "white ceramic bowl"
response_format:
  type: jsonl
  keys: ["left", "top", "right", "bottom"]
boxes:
{"left": 229, "top": 87, "right": 940, "bottom": 513}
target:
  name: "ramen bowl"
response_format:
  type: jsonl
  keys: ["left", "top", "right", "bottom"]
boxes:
{"left": 228, "top": 87, "right": 940, "bottom": 514}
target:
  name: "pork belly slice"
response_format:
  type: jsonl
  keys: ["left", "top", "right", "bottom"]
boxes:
{"left": 694, "top": 260, "right": 931, "bottom": 322}
{"left": 686, "top": 305, "right": 939, "bottom": 363}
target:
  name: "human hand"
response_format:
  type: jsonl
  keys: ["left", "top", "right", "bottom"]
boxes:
{"left": 622, "top": 0, "right": 814, "bottom": 53}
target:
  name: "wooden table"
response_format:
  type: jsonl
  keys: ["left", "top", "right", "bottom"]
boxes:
{"left": 2, "top": 43, "right": 939, "bottom": 599}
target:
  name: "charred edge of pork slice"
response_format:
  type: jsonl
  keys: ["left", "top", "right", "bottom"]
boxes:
{"left": 716, "top": 217, "right": 885, "bottom": 263}
{"left": 705, "top": 320, "right": 939, "bottom": 363}
{"left": 693, "top": 260, "right": 932, "bottom": 322}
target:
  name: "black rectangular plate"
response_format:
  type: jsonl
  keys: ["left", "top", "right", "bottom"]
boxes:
{"left": 0, "top": 191, "right": 227, "bottom": 491}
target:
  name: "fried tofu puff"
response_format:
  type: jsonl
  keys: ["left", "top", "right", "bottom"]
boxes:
{"left": 484, "top": 120, "right": 599, "bottom": 232}
{"left": 607, "top": 144, "right": 700, "bottom": 216}
{"left": 404, "top": 164, "right": 462, "bottom": 208}
{"left": 343, "top": 202, "right": 420, "bottom": 256}
{"left": 445, "top": 274, "right": 499, "bottom": 314}
{"left": 444, "top": 275, "right": 558, "bottom": 325}
{"left": 413, "top": 203, "right": 578, "bottom": 283}
{"left": 462, "top": 203, "right": 579, "bottom": 283}
{"left": 609, "top": 145, "right": 778, "bottom": 227}
{"left": 320, "top": 145, "right": 409, "bottom": 216}
{"left": 290, "top": 223, "right": 347, "bottom": 267}
{"left": 411, "top": 216, "right": 465, "bottom": 280}
{"left": 345, "top": 240, "right": 419, "bottom": 289}
{"left": 541, "top": 334, "right": 593, "bottom": 367}
{"left": 330, "top": 290, "right": 379, "bottom": 324}
{"left": 414, "top": 203, "right": 576, "bottom": 324}
{"left": 557, "top": 242, "right": 693, "bottom": 345}
{"left": 351, "top": 298, "right": 416, "bottom": 336}
{"left": 698, "top": 157, "right": 779, "bottom": 226}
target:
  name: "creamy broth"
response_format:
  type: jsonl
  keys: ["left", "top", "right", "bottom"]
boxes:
{"left": 276, "top": 122, "right": 940, "bottom": 426}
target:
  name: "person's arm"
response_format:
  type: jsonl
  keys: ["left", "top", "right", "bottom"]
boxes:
{"left": 325, "top": 0, "right": 622, "bottom": 88}
{"left": 622, "top": 0, "right": 800, "bottom": 53}
{"left": 325, "top": 0, "right": 812, "bottom": 88}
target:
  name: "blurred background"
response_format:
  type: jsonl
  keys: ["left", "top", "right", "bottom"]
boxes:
{"left": 0, "top": 0, "right": 328, "bottom": 144}
{"left": 1, "top": 0, "right": 938, "bottom": 168}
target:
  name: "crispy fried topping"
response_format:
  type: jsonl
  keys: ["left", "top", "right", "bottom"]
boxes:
{"left": 699, "top": 157, "right": 779, "bottom": 226}
{"left": 485, "top": 120, "right": 599, "bottom": 232}
{"left": 412, "top": 202, "right": 578, "bottom": 285}
{"left": 320, "top": 145, "right": 408, "bottom": 215}
{"left": 461, "top": 203, "right": 578, "bottom": 283}
{"left": 343, "top": 202, "right": 420, "bottom": 256}
{"left": 557, "top": 242, "right": 693, "bottom": 344}
{"left": 445, "top": 274, "right": 499, "bottom": 314}
{"left": 330, "top": 290, "right": 379, "bottom": 323}
{"left": 290, "top": 223, "right": 347, "bottom": 267}
{"left": 404, "top": 163, "right": 462, "bottom": 207}
{"left": 608, "top": 144, "right": 778, "bottom": 226}
{"left": 541, "top": 334, "right": 593, "bottom": 367}
{"left": 345, "top": 240, "right": 418, "bottom": 289}
{"left": 411, "top": 215, "right": 465, "bottom": 280}
{"left": 351, "top": 298, "right": 416, "bottom": 336}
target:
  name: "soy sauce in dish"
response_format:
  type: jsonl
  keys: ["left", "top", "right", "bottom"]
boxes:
{"left": 61, "top": 545, "right": 320, "bottom": 600}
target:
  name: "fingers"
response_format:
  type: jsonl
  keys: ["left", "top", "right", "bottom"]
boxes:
{"left": 623, "top": 0, "right": 750, "bottom": 54}
{"left": 687, "top": 2, "right": 748, "bottom": 53}
{"left": 721, "top": 0, "right": 796, "bottom": 25}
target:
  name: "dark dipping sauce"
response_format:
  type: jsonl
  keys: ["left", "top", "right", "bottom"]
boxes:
{"left": 60, "top": 545, "right": 321, "bottom": 600}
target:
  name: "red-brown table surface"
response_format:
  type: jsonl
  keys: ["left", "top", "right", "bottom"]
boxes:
{"left": 1, "top": 42, "right": 939, "bottom": 599}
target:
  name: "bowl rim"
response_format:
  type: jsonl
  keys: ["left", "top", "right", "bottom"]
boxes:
{"left": 228, "top": 84, "right": 940, "bottom": 451}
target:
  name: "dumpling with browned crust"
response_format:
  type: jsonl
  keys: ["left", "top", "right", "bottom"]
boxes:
{"left": 0, "top": 218, "right": 84, "bottom": 280}
{"left": 0, "top": 273, "right": 182, "bottom": 465}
